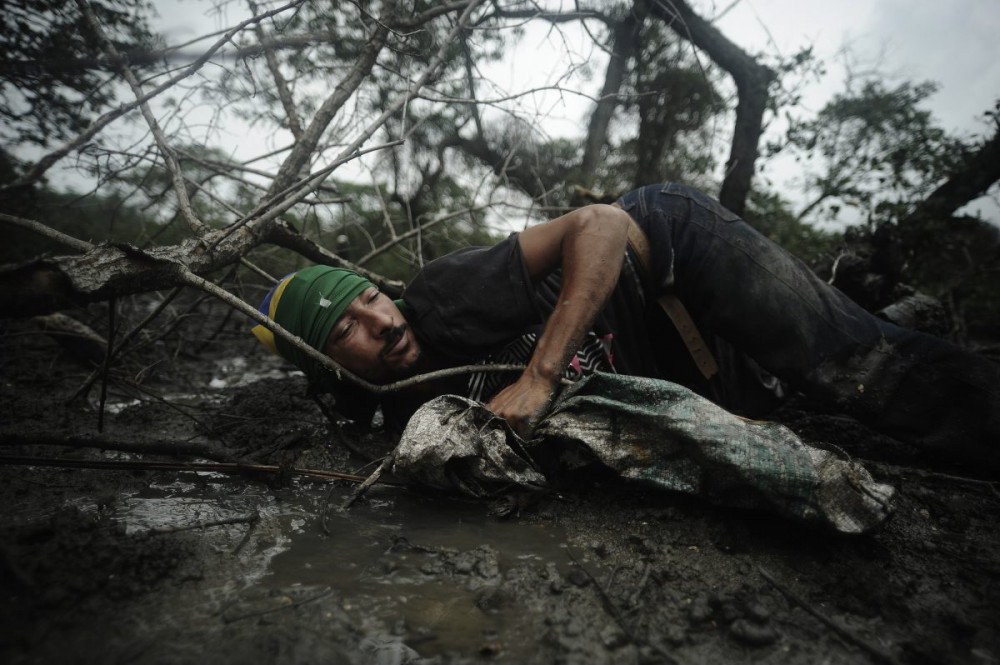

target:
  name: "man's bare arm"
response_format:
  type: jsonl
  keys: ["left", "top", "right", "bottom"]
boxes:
{"left": 485, "top": 203, "right": 631, "bottom": 436}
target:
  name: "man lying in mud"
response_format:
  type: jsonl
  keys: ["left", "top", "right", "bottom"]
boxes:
{"left": 252, "top": 183, "right": 1000, "bottom": 531}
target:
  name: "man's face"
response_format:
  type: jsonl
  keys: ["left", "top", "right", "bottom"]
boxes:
{"left": 322, "top": 286, "right": 421, "bottom": 383}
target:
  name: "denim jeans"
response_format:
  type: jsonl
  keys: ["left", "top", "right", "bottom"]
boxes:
{"left": 617, "top": 183, "right": 1000, "bottom": 469}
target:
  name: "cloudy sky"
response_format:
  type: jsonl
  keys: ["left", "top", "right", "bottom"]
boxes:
{"left": 715, "top": 0, "right": 998, "bottom": 132}
{"left": 150, "top": 0, "right": 1000, "bottom": 222}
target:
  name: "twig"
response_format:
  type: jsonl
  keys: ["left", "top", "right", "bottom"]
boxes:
{"left": 357, "top": 205, "right": 490, "bottom": 266}
{"left": 341, "top": 452, "right": 397, "bottom": 510}
{"left": 212, "top": 139, "right": 406, "bottom": 250}
{"left": 0, "top": 212, "right": 95, "bottom": 253}
{"left": 70, "top": 286, "right": 184, "bottom": 402}
{"left": 182, "top": 260, "right": 528, "bottom": 396}
{"left": 221, "top": 587, "right": 332, "bottom": 624}
{"left": 5, "top": 0, "right": 307, "bottom": 192}
{"left": 232, "top": 511, "right": 261, "bottom": 555}
{"left": 759, "top": 566, "right": 899, "bottom": 665}
{"left": 246, "top": 0, "right": 488, "bottom": 240}
{"left": 97, "top": 297, "right": 116, "bottom": 433}
{"left": 0, "top": 455, "right": 393, "bottom": 486}
{"left": 77, "top": 0, "right": 206, "bottom": 235}
{"left": 141, "top": 512, "right": 258, "bottom": 537}
{"left": 562, "top": 549, "right": 674, "bottom": 660}
{"left": 865, "top": 460, "right": 999, "bottom": 498}
{"left": 0, "top": 431, "right": 235, "bottom": 462}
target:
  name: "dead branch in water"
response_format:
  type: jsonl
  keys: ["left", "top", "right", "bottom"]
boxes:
{"left": 0, "top": 454, "right": 397, "bottom": 486}
{"left": 759, "top": 566, "right": 899, "bottom": 665}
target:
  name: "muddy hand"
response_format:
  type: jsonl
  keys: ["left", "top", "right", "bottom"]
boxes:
{"left": 485, "top": 374, "right": 555, "bottom": 440}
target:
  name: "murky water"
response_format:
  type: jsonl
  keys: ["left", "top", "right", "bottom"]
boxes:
{"left": 115, "top": 474, "right": 577, "bottom": 658}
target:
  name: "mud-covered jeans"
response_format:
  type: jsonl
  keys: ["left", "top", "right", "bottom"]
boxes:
{"left": 617, "top": 183, "right": 1000, "bottom": 470}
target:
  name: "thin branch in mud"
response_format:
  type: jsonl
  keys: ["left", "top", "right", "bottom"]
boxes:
{"left": 221, "top": 587, "right": 333, "bottom": 624}
{"left": 0, "top": 431, "right": 236, "bottom": 462}
{"left": 341, "top": 452, "right": 397, "bottom": 510}
{"left": 141, "top": 512, "right": 259, "bottom": 537}
{"left": 759, "top": 566, "right": 899, "bottom": 665}
{"left": 562, "top": 549, "right": 678, "bottom": 661}
{"left": 71, "top": 286, "right": 184, "bottom": 402}
{"left": 628, "top": 562, "right": 652, "bottom": 608}
{"left": 97, "top": 297, "right": 116, "bottom": 433}
{"left": 120, "top": 379, "right": 215, "bottom": 434}
{"left": 232, "top": 511, "right": 261, "bottom": 555}
{"left": 0, "top": 455, "right": 384, "bottom": 485}
{"left": 867, "top": 461, "right": 1000, "bottom": 498}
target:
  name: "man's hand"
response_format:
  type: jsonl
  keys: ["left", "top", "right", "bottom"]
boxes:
{"left": 487, "top": 203, "right": 629, "bottom": 439}
{"left": 485, "top": 371, "right": 557, "bottom": 439}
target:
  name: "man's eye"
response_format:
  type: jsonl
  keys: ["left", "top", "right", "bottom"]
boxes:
{"left": 368, "top": 289, "right": 380, "bottom": 302}
{"left": 335, "top": 323, "right": 353, "bottom": 341}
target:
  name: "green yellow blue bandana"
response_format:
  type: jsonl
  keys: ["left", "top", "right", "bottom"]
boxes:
{"left": 252, "top": 266, "right": 374, "bottom": 383}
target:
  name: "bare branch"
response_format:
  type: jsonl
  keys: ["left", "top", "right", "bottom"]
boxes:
{"left": 265, "top": 219, "right": 405, "bottom": 297}
{"left": 580, "top": 0, "right": 647, "bottom": 187}
{"left": 0, "top": 213, "right": 95, "bottom": 254}
{"left": 357, "top": 205, "right": 491, "bottom": 266}
{"left": 266, "top": 18, "right": 390, "bottom": 197}
{"left": 3, "top": 0, "right": 308, "bottom": 192}
{"left": 249, "top": 0, "right": 304, "bottom": 141}
{"left": 76, "top": 0, "right": 207, "bottom": 235}
{"left": 903, "top": 127, "right": 1000, "bottom": 225}
{"left": 648, "top": 0, "right": 775, "bottom": 215}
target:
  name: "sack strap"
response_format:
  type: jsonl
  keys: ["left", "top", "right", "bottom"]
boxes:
{"left": 618, "top": 208, "right": 719, "bottom": 380}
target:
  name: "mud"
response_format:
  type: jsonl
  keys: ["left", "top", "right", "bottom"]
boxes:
{"left": 1, "top": 312, "right": 998, "bottom": 664}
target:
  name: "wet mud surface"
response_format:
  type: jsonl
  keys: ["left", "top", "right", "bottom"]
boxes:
{"left": 1, "top": 316, "right": 999, "bottom": 664}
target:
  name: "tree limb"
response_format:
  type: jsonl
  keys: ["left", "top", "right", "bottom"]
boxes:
{"left": 579, "top": 0, "right": 647, "bottom": 187}
{"left": 648, "top": 0, "right": 774, "bottom": 215}
{"left": 903, "top": 126, "right": 1000, "bottom": 226}
{"left": 266, "top": 19, "right": 390, "bottom": 197}
{"left": 0, "top": 213, "right": 95, "bottom": 254}
{"left": 3, "top": 0, "right": 308, "bottom": 193}
{"left": 77, "top": 0, "right": 208, "bottom": 235}
{"left": 250, "top": 0, "right": 304, "bottom": 141}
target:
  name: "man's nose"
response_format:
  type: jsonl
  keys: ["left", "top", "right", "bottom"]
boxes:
{"left": 362, "top": 307, "right": 395, "bottom": 336}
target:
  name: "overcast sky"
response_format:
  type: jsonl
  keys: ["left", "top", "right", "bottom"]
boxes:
{"left": 149, "top": 0, "right": 1000, "bottom": 223}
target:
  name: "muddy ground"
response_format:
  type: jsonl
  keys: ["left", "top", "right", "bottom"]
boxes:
{"left": 1, "top": 304, "right": 998, "bottom": 665}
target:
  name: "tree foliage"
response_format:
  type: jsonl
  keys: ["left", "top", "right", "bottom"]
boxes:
{"left": 781, "top": 78, "right": 967, "bottom": 224}
{"left": 0, "top": 0, "right": 157, "bottom": 145}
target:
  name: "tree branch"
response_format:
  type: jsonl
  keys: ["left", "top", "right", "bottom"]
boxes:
{"left": 0, "top": 213, "right": 95, "bottom": 254}
{"left": 77, "top": 0, "right": 208, "bottom": 235}
{"left": 3, "top": 0, "right": 307, "bottom": 193}
{"left": 249, "top": 0, "right": 304, "bottom": 141}
{"left": 579, "top": 0, "right": 647, "bottom": 187}
{"left": 266, "top": 19, "right": 390, "bottom": 197}
{"left": 903, "top": 127, "right": 1000, "bottom": 226}
{"left": 648, "top": 0, "right": 774, "bottom": 215}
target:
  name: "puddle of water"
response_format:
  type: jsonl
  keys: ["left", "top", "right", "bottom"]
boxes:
{"left": 266, "top": 486, "right": 575, "bottom": 658}
{"left": 209, "top": 355, "right": 304, "bottom": 390}
{"left": 112, "top": 475, "right": 577, "bottom": 659}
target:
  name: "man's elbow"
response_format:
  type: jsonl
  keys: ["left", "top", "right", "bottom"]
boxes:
{"left": 575, "top": 203, "right": 631, "bottom": 239}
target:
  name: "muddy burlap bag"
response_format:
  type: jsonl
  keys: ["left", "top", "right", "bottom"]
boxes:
{"left": 392, "top": 373, "right": 894, "bottom": 534}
